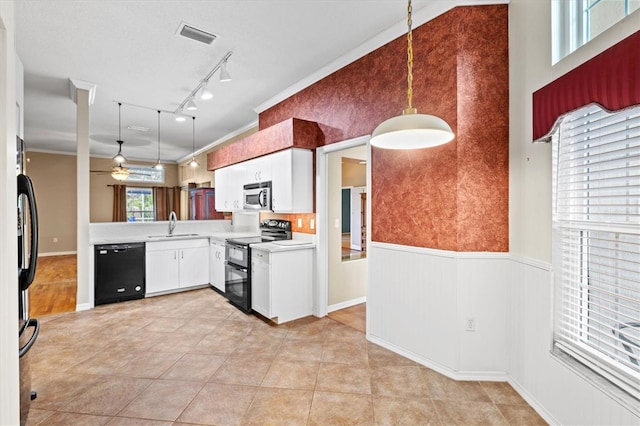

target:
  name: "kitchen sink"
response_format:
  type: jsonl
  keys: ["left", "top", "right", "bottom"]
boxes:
{"left": 148, "top": 233, "right": 200, "bottom": 238}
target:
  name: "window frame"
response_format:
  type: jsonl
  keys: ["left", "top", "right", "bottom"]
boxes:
{"left": 552, "top": 0, "right": 639, "bottom": 64}
{"left": 551, "top": 104, "right": 640, "bottom": 408}
{"left": 126, "top": 187, "right": 155, "bottom": 222}
{"left": 122, "top": 165, "right": 165, "bottom": 184}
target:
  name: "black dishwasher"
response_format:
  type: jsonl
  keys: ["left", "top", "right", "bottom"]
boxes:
{"left": 94, "top": 243, "right": 145, "bottom": 305}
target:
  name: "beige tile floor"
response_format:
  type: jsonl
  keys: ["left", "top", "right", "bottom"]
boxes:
{"left": 27, "top": 288, "right": 546, "bottom": 425}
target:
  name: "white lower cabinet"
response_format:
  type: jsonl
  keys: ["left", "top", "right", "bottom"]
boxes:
{"left": 145, "top": 238, "right": 209, "bottom": 296}
{"left": 251, "top": 247, "right": 314, "bottom": 324}
{"left": 209, "top": 239, "right": 226, "bottom": 293}
{"left": 251, "top": 250, "right": 271, "bottom": 317}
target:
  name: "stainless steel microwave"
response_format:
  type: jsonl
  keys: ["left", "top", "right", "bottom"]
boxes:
{"left": 243, "top": 181, "right": 272, "bottom": 211}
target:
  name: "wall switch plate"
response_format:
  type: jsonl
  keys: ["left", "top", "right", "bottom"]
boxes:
{"left": 297, "top": 218, "right": 303, "bottom": 228}
{"left": 310, "top": 219, "right": 315, "bottom": 229}
{"left": 53, "top": 237, "right": 58, "bottom": 243}
{"left": 334, "top": 218, "right": 339, "bottom": 228}
{"left": 465, "top": 317, "right": 476, "bottom": 331}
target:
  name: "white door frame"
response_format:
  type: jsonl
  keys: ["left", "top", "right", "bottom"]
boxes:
{"left": 314, "top": 135, "right": 370, "bottom": 318}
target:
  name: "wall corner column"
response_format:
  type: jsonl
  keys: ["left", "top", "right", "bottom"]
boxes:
{"left": 70, "top": 79, "right": 96, "bottom": 309}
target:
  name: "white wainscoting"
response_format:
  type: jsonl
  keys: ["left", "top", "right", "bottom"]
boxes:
{"left": 368, "top": 243, "right": 640, "bottom": 425}
{"left": 508, "top": 257, "right": 639, "bottom": 425}
{"left": 368, "top": 242, "right": 509, "bottom": 380}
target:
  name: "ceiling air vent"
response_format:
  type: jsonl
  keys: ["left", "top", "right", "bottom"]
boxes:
{"left": 176, "top": 22, "right": 217, "bottom": 45}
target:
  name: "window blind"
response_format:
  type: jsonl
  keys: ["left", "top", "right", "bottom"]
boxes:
{"left": 552, "top": 104, "right": 640, "bottom": 399}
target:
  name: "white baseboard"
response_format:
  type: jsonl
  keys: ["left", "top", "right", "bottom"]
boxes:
{"left": 508, "top": 376, "right": 560, "bottom": 426}
{"left": 76, "top": 303, "right": 92, "bottom": 312}
{"left": 39, "top": 251, "right": 77, "bottom": 257}
{"left": 328, "top": 296, "right": 366, "bottom": 313}
{"left": 367, "top": 334, "right": 509, "bottom": 382}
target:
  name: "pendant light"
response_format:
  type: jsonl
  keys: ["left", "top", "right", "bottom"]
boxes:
{"left": 188, "top": 116, "right": 199, "bottom": 168}
{"left": 112, "top": 103, "right": 127, "bottom": 163}
{"left": 111, "top": 102, "right": 130, "bottom": 181}
{"left": 154, "top": 110, "right": 163, "bottom": 170}
{"left": 370, "top": 0, "right": 454, "bottom": 149}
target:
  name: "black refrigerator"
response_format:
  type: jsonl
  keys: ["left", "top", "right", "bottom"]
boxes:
{"left": 17, "top": 136, "right": 40, "bottom": 426}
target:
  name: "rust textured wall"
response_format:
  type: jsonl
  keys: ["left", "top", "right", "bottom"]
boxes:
{"left": 258, "top": 5, "right": 508, "bottom": 252}
{"left": 207, "top": 118, "right": 322, "bottom": 170}
{"left": 455, "top": 7, "right": 509, "bottom": 251}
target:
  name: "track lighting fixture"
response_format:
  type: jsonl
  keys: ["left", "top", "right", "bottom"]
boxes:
{"left": 175, "top": 108, "right": 187, "bottom": 122}
{"left": 189, "top": 116, "right": 199, "bottom": 168}
{"left": 219, "top": 60, "right": 232, "bottom": 82}
{"left": 198, "top": 81, "right": 214, "bottom": 100}
{"left": 154, "top": 110, "right": 163, "bottom": 170}
{"left": 174, "top": 51, "right": 232, "bottom": 121}
{"left": 185, "top": 97, "right": 198, "bottom": 111}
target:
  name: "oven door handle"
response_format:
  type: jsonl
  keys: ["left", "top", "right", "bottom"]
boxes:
{"left": 225, "top": 261, "right": 248, "bottom": 273}
{"left": 19, "top": 318, "right": 40, "bottom": 358}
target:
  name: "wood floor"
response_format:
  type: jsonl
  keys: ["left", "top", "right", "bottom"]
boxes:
{"left": 328, "top": 303, "right": 366, "bottom": 333}
{"left": 29, "top": 255, "right": 77, "bottom": 317}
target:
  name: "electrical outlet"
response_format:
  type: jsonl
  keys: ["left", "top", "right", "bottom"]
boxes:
{"left": 465, "top": 317, "right": 476, "bottom": 331}
{"left": 53, "top": 237, "right": 58, "bottom": 243}
{"left": 297, "top": 218, "right": 303, "bottom": 228}
{"left": 310, "top": 219, "right": 315, "bottom": 229}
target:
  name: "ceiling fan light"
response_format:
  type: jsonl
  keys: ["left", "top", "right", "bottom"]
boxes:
{"left": 175, "top": 112, "right": 187, "bottom": 122}
{"left": 189, "top": 157, "right": 199, "bottom": 168}
{"left": 219, "top": 61, "right": 232, "bottom": 82}
{"left": 371, "top": 113, "right": 454, "bottom": 149}
{"left": 154, "top": 161, "right": 164, "bottom": 170}
{"left": 111, "top": 166, "right": 130, "bottom": 181}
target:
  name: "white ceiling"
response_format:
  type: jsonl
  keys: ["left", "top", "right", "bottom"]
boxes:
{"left": 15, "top": 1, "right": 479, "bottom": 164}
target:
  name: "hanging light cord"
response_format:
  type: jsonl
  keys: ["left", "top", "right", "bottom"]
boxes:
{"left": 405, "top": 0, "right": 416, "bottom": 115}
{"left": 118, "top": 102, "right": 123, "bottom": 141}
{"left": 192, "top": 116, "right": 196, "bottom": 158}
{"left": 157, "top": 110, "right": 161, "bottom": 160}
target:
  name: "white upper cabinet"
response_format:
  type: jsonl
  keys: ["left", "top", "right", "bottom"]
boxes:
{"left": 214, "top": 148, "right": 313, "bottom": 213}
{"left": 245, "top": 155, "right": 272, "bottom": 183}
{"left": 214, "top": 162, "right": 244, "bottom": 211}
{"left": 271, "top": 148, "right": 312, "bottom": 213}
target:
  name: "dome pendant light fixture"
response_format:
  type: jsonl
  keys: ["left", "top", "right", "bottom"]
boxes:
{"left": 188, "top": 116, "right": 199, "bottom": 168}
{"left": 370, "top": 0, "right": 454, "bottom": 150}
{"left": 154, "top": 110, "right": 163, "bottom": 170}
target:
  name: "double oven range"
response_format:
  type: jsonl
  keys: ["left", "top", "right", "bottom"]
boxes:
{"left": 224, "top": 219, "right": 291, "bottom": 312}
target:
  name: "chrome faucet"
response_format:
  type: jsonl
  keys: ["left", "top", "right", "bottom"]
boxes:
{"left": 168, "top": 211, "right": 177, "bottom": 235}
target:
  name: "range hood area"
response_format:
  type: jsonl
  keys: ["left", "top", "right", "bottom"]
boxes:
{"left": 206, "top": 118, "right": 324, "bottom": 171}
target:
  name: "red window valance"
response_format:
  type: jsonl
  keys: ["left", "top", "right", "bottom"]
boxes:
{"left": 532, "top": 31, "right": 640, "bottom": 142}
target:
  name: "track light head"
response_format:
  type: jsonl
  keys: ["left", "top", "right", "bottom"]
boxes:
{"left": 219, "top": 60, "right": 232, "bottom": 82}
{"left": 185, "top": 98, "right": 198, "bottom": 111}
{"left": 199, "top": 82, "right": 214, "bottom": 100}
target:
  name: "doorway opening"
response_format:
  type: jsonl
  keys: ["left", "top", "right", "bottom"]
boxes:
{"left": 315, "top": 136, "right": 370, "bottom": 332}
